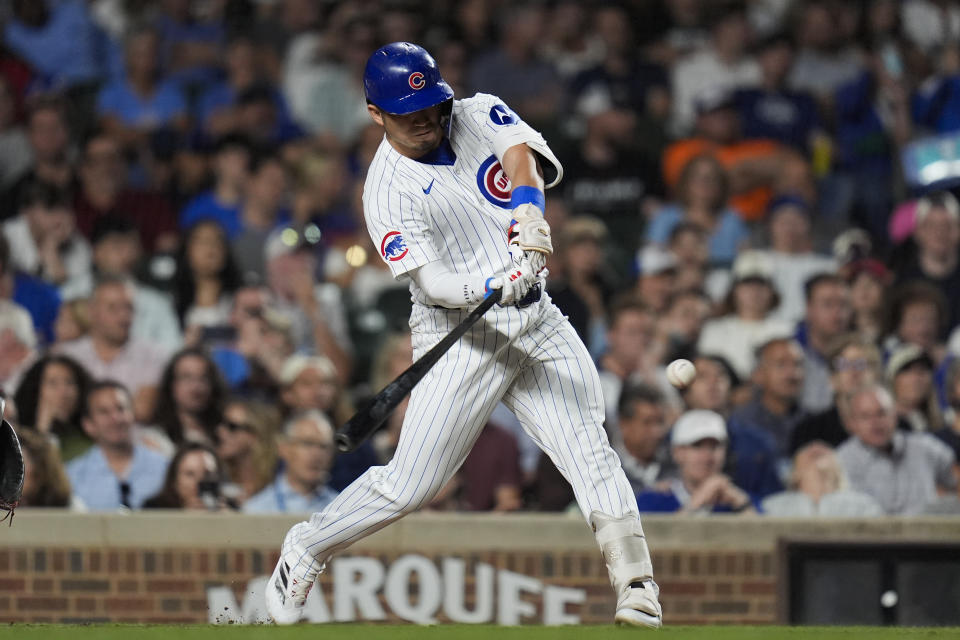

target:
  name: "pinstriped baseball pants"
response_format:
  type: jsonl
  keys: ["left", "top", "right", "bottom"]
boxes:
{"left": 288, "top": 299, "right": 638, "bottom": 576}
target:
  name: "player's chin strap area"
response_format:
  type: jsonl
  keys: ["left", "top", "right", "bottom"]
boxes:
{"left": 590, "top": 511, "right": 654, "bottom": 595}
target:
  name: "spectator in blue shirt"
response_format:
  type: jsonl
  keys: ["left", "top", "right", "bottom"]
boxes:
{"left": 180, "top": 135, "right": 251, "bottom": 237}
{"left": 646, "top": 154, "right": 748, "bottom": 266}
{"left": 66, "top": 380, "right": 169, "bottom": 510}
{"left": 97, "top": 26, "right": 188, "bottom": 154}
{"left": 4, "top": 0, "right": 103, "bottom": 90}
{"left": 733, "top": 32, "right": 821, "bottom": 154}
{"left": 196, "top": 36, "right": 297, "bottom": 142}
{"left": 244, "top": 409, "right": 339, "bottom": 513}
{"left": 636, "top": 410, "right": 760, "bottom": 514}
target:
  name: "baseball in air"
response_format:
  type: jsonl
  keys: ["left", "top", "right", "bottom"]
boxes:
{"left": 666, "top": 359, "right": 697, "bottom": 389}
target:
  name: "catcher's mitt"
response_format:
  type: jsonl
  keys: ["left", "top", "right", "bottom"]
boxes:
{"left": 0, "top": 398, "right": 24, "bottom": 525}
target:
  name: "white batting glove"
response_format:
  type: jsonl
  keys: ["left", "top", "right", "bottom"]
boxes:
{"left": 509, "top": 244, "right": 547, "bottom": 276}
{"left": 487, "top": 255, "right": 537, "bottom": 306}
{"left": 508, "top": 203, "right": 553, "bottom": 255}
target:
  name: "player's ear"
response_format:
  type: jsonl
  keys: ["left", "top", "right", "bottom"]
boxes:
{"left": 367, "top": 104, "right": 384, "bottom": 126}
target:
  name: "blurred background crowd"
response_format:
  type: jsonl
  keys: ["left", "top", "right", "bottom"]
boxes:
{"left": 2, "top": 0, "right": 960, "bottom": 518}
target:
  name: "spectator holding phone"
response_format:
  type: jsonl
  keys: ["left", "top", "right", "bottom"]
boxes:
{"left": 143, "top": 442, "right": 235, "bottom": 510}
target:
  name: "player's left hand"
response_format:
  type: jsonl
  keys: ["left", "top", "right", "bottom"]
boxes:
{"left": 488, "top": 255, "right": 537, "bottom": 306}
{"left": 508, "top": 203, "right": 552, "bottom": 255}
{"left": 509, "top": 245, "right": 546, "bottom": 276}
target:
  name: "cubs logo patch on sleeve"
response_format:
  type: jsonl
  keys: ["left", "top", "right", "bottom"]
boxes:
{"left": 476, "top": 154, "right": 512, "bottom": 209}
{"left": 381, "top": 231, "right": 409, "bottom": 261}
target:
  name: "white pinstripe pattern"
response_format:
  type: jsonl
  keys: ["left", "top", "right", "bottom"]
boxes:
{"left": 284, "top": 94, "right": 640, "bottom": 579}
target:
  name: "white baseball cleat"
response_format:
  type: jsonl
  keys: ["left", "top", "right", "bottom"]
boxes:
{"left": 265, "top": 552, "right": 315, "bottom": 624}
{"left": 614, "top": 579, "right": 663, "bottom": 629}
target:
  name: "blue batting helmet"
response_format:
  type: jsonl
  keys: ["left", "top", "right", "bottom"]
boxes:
{"left": 363, "top": 42, "right": 454, "bottom": 115}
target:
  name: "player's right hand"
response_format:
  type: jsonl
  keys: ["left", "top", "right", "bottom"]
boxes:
{"left": 487, "top": 255, "right": 537, "bottom": 306}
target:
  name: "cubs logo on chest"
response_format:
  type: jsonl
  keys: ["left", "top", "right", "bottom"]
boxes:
{"left": 476, "top": 154, "right": 512, "bottom": 209}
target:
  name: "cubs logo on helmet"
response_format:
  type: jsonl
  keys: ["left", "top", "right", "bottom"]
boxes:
{"left": 408, "top": 72, "right": 425, "bottom": 90}
{"left": 381, "top": 231, "right": 409, "bottom": 261}
{"left": 476, "top": 155, "right": 512, "bottom": 209}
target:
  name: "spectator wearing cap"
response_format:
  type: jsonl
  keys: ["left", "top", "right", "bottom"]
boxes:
{"left": 697, "top": 251, "right": 793, "bottom": 380}
{"left": 279, "top": 354, "right": 374, "bottom": 492}
{"left": 729, "top": 336, "right": 808, "bottom": 461}
{"left": 732, "top": 31, "right": 822, "bottom": 154}
{"left": 57, "top": 276, "right": 168, "bottom": 422}
{"left": 180, "top": 135, "right": 252, "bottom": 238}
{"left": 681, "top": 353, "right": 783, "bottom": 498}
{"left": 72, "top": 130, "right": 177, "bottom": 253}
{"left": 547, "top": 216, "right": 614, "bottom": 355}
{"left": 886, "top": 344, "right": 942, "bottom": 434}
{"left": 66, "top": 381, "right": 169, "bottom": 511}
{"left": 754, "top": 196, "right": 838, "bottom": 325}
{"left": 795, "top": 274, "right": 853, "bottom": 413}
{"left": 669, "top": 3, "right": 760, "bottom": 137}
{"left": 894, "top": 192, "right": 960, "bottom": 331}
{"left": 761, "top": 442, "right": 883, "bottom": 517}
{"left": 836, "top": 383, "right": 957, "bottom": 515}
{"left": 61, "top": 215, "right": 182, "bottom": 352}
{"left": 243, "top": 410, "right": 339, "bottom": 514}
{"left": 96, "top": 26, "right": 188, "bottom": 153}
{"left": 636, "top": 410, "right": 759, "bottom": 514}
{"left": 3, "top": 180, "right": 91, "bottom": 293}
{"left": 646, "top": 154, "right": 749, "bottom": 266}
{"left": 843, "top": 258, "right": 892, "bottom": 343}
{"left": 635, "top": 245, "right": 678, "bottom": 315}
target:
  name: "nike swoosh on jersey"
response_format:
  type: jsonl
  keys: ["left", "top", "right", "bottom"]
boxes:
{"left": 422, "top": 179, "right": 435, "bottom": 194}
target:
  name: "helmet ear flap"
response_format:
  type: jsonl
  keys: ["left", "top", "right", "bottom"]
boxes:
{"left": 440, "top": 98, "right": 454, "bottom": 136}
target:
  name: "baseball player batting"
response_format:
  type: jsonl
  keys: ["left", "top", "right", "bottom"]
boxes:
{"left": 266, "top": 42, "right": 662, "bottom": 628}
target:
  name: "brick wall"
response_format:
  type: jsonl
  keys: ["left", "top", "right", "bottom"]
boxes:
{"left": 2, "top": 513, "right": 955, "bottom": 625}
{"left": 0, "top": 545, "right": 775, "bottom": 624}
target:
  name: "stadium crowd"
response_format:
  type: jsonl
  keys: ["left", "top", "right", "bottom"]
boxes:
{"left": 2, "top": 0, "right": 960, "bottom": 517}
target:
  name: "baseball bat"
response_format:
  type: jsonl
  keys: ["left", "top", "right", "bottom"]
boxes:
{"left": 335, "top": 288, "right": 503, "bottom": 452}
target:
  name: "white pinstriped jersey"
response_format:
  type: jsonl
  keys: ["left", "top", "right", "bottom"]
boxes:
{"left": 362, "top": 93, "right": 561, "bottom": 306}
{"left": 285, "top": 92, "right": 641, "bottom": 588}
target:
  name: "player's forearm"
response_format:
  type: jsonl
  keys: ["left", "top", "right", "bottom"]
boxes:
{"left": 501, "top": 143, "right": 544, "bottom": 190}
{"left": 410, "top": 261, "right": 491, "bottom": 308}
